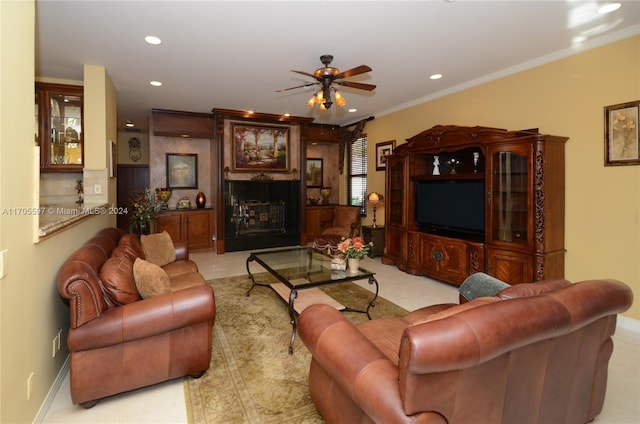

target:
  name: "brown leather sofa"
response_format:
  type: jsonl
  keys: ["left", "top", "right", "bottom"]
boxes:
{"left": 298, "top": 278, "right": 633, "bottom": 424}
{"left": 57, "top": 227, "right": 216, "bottom": 408}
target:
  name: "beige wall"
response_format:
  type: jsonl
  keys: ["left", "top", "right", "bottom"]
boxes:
{"left": 362, "top": 35, "right": 640, "bottom": 321}
{"left": 0, "top": 2, "right": 116, "bottom": 422}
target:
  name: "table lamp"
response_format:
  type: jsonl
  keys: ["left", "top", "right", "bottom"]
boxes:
{"left": 367, "top": 192, "right": 384, "bottom": 227}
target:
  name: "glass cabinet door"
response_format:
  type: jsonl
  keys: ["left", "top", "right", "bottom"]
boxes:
{"left": 488, "top": 145, "right": 530, "bottom": 246}
{"left": 49, "top": 92, "right": 82, "bottom": 166}
{"left": 36, "top": 82, "right": 83, "bottom": 170}
{"left": 387, "top": 157, "right": 405, "bottom": 227}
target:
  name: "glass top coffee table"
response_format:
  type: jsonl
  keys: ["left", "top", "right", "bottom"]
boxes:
{"left": 246, "top": 246, "right": 379, "bottom": 354}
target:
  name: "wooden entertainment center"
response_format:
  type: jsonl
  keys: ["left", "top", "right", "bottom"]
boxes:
{"left": 382, "top": 125, "right": 568, "bottom": 285}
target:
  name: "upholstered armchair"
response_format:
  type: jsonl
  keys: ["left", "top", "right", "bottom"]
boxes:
{"left": 319, "top": 205, "right": 362, "bottom": 239}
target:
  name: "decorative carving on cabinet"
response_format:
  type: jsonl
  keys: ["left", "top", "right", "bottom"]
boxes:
{"left": 469, "top": 251, "right": 481, "bottom": 274}
{"left": 251, "top": 172, "right": 274, "bottom": 181}
{"left": 403, "top": 125, "right": 507, "bottom": 151}
{"left": 408, "top": 236, "right": 415, "bottom": 260}
{"left": 534, "top": 151, "right": 546, "bottom": 246}
{"left": 214, "top": 115, "right": 225, "bottom": 135}
{"left": 535, "top": 260, "right": 545, "bottom": 280}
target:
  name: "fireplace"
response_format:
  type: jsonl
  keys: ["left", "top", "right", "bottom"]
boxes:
{"left": 233, "top": 200, "right": 285, "bottom": 236}
{"left": 224, "top": 181, "right": 300, "bottom": 251}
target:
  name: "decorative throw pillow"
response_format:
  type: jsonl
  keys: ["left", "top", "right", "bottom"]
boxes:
{"left": 133, "top": 258, "right": 170, "bottom": 299}
{"left": 140, "top": 231, "right": 176, "bottom": 267}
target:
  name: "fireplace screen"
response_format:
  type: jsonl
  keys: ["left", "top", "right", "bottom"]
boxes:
{"left": 234, "top": 200, "right": 286, "bottom": 236}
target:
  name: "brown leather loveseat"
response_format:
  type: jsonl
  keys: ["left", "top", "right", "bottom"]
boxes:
{"left": 298, "top": 278, "right": 632, "bottom": 423}
{"left": 57, "top": 227, "right": 216, "bottom": 408}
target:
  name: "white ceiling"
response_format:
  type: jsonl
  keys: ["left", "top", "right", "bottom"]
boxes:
{"left": 35, "top": 1, "right": 640, "bottom": 131}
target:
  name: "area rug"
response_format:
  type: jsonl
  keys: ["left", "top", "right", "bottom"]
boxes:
{"left": 184, "top": 272, "right": 408, "bottom": 424}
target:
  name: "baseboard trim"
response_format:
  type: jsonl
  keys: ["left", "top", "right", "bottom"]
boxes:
{"left": 617, "top": 315, "right": 640, "bottom": 334}
{"left": 33, "top": 355, "right": 70, "bottom": 424}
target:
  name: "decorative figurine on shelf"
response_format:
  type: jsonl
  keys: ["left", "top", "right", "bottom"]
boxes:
{"left": 432, "top": 156, "right": 440, "bottom": 175}
{"left": 473, "top": 152, "right": 480, "bottom": 173}
{"left": 447, "top": 158, "right": 461, "bottom": 174}
{"left": 155, "top": 188, "right": 172, "bottom": 210}
{"left": 75, "top": 180, "right": 84, "bottom": 204}
{"left": 196, "top": 191, "right": 206, "bottom": 208}
{"left": 177, "top": 197, "right": 191, "bottom": 210}
{"left": 320, "top": 187, "right": 332, "bottom": 205}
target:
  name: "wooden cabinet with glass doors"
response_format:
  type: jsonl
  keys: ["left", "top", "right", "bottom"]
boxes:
{"left": 35, "top": 82, "right": 84, "bottom": 171}
{"left": 383, "top": 125, "right": 567, "bottom": 285}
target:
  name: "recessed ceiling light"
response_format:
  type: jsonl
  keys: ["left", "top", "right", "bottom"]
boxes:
{"left": 125, "top": 120, "right": 134, "bottom": 128}
{"left": 348, "top": 108, "right": 357, "bottom": 113}
{"left": 145, "top": 35, "right": 162, "bottom": 45}
{"left": 150, "top": 81, "right": 162, "bottom": 87}
{"left": 430, "top": 74, "right": 443, "bottom": 80}
{"left": 598, "top": 3, "right": 621, "bottom": 14}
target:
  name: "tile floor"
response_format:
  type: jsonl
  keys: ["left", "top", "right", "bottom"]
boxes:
{"left": 41, "top": 250, "right": 640, "bottom": 423}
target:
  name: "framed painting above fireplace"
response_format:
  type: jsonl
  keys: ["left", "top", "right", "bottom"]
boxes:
{"left": 232, "top": 123, "right": 290, "bottom": 172}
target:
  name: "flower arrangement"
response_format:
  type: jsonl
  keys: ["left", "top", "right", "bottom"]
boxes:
{"left": 130, "top": 188, "right": 163, "bottom": 223}
{"left": 337, "top": 236, "right": 372, "bottom": 259}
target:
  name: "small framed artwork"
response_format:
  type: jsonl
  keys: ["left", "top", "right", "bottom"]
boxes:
{"left": 232, "top": 123, "right": 290, "bottom": 171}
{"left": 306, "top": 158, "right": 323, "bottom": 187}
{"left": 376, "top": 140, "right": 396, "bottom": 170}
{"left": 166, "top": 153, "right": 198, "bottom": 189}
{"left": 605, "top": 100, "right": 639, "bottom": 166}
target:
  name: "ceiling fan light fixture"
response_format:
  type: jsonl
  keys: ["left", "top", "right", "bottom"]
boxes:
{"left": 284, "top": 55, "right": 373, "bottom": 111}
{"left": 334, "top": 90, "right": 347, "bottom": 107}
{"left": 307, "top": 95, "right": 316, "bottom": 108}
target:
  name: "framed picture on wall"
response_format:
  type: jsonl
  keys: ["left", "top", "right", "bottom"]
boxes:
{"left": 605, "top": 100, "right": 640, "bottom": 166}
{"left": 232, "top": 123, "right": 290, "bottom": 171}
{"left": 376, "top": 140, "right": 396, "bottom": 170}
{"left": 166, "top": 153, "right": 198, "bottom": 189}
{"left": 306, "top": 158, "right": 323, "bottom": 187}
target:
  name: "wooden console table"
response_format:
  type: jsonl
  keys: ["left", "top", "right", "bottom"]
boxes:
{"left": 157, "top": 208, "right": 215, "bottom": 251}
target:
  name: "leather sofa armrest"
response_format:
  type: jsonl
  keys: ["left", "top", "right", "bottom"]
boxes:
{"left": 68, "top": 284, "right": 215, "bottom": 351}
{"left": 299, "top": 304, "right": 409, "bottom": 422}
{"left": 173, "top": 241, "right": 189, "bottom": 261}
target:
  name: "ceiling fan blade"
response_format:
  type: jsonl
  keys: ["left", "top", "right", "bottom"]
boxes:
{"left": 336, "top": 65, "right": 372, "bottom": 79}
{"left": 336, "top": 80, "right": 377, "bottom": 91}
{"left": 276, "top": 82, "right": 318, "bottom": 92}
{"left": 291, "top": 70, "right": 321, "bottom": 80}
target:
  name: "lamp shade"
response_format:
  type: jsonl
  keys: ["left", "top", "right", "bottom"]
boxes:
{"left": 367, "top": 192, "right": 384, "bottom": 204}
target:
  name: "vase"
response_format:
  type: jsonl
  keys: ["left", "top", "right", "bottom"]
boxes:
{"left": 348, "top": 258, "right": 360, "bottom": 273}
{"left": 196, "top": 192, "right": 206, "bottom": 208}
{"left": 131, "top": 219, "right": 157, "bottom": 237}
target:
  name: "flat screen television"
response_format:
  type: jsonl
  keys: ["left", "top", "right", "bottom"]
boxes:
{"left": 415, "top": 180, "right": 485, "bottom": 240}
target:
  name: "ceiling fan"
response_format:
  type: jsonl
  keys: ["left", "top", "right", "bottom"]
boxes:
{"left": 277, "top": 55, "right": 376, "bottom": 109}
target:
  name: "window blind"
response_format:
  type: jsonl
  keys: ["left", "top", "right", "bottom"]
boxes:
{"left": 349, "top": 136, "right": 367, "bottom": 214}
